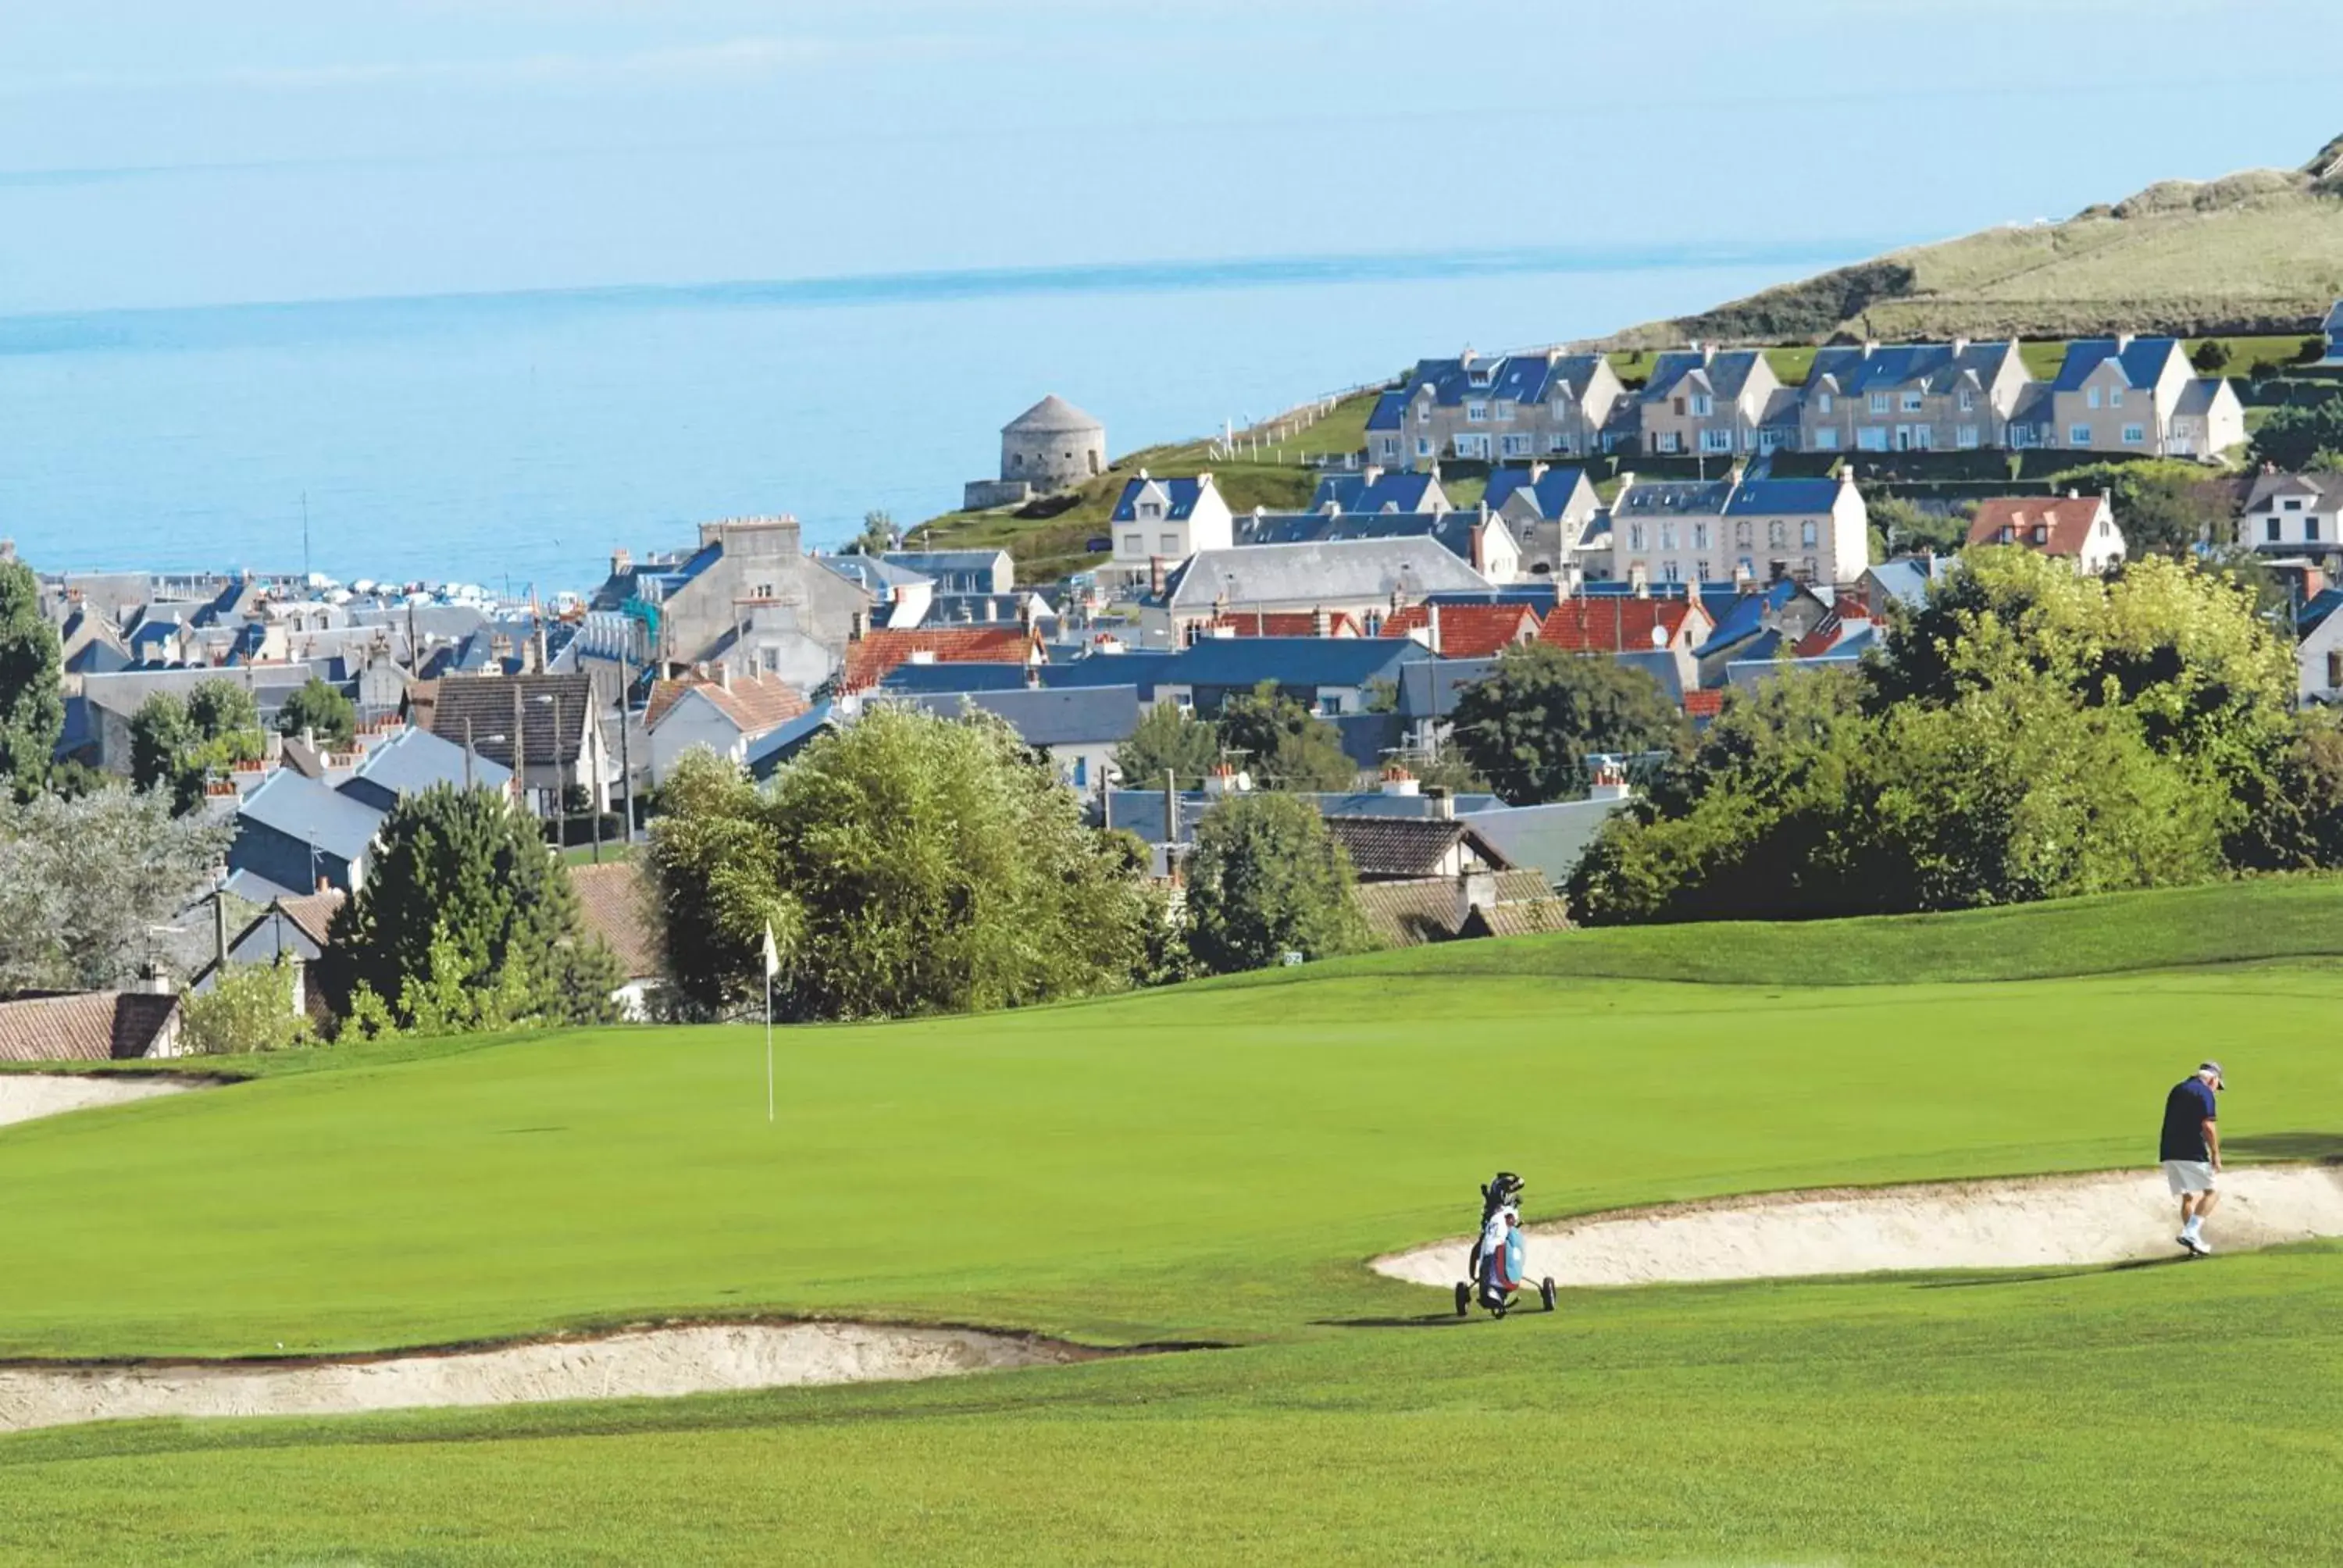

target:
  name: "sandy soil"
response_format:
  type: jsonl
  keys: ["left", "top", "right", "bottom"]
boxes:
{"left": 0, "top": 1074, "right": 196, "bottom": 1130}
{"left": 0, "top": 1322, "right": 1090, "bottom": 1434}
{"left": 1375, "top": 1166, "right": 2343, "bottom": 1290}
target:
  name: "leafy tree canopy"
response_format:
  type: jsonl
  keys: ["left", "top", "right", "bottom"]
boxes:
{"left": 131, "top": 679, "right": 269, "bottom": 814}
{"left": 276, "top": 675, "right": 358, "bottom": 749}
{"left": 0, "top": 554, "right": 62, "bottom": 800}
{"left": 0, "top": 787, "right": 229, "bottom": 995}
{"left": 1183, "top": 790, "right": 1372, "bottom": 974}
{"left": 1114, "top": 700, "right": 1223, "bottom": 792}
{"left": 1450, "top": 642, "right": 1686, "bottom": 805}
{"left": 1216, "top": 682, "right": 1359, "bottom": 792}
{"left": 2248, "top": 400, "right": 2343, "bottom": 472}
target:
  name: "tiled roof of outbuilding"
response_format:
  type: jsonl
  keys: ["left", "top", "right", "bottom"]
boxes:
{"left": 0, "top": 992, "right": 180, "bottom": 1063}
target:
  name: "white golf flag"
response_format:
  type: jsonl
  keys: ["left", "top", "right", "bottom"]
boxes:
{"left": 761, "top": 921, "right": 781, "bottom": 980}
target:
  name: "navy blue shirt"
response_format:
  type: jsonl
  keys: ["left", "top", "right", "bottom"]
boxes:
{"left": 2160, "top": 1077, "right": 2217, "bottom": 1163}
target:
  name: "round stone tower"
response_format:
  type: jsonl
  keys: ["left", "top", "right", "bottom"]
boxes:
{"left": 999, "top": 394, "right": 1105, "bottom": 490}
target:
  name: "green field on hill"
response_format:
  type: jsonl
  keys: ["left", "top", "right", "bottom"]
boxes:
{"left": 6, "top": 878, "right": 2343, "bottom": 1563}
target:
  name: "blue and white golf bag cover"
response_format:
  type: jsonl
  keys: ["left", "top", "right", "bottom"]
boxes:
{"left": 1478, "top": 1206, "right": 1524, "bottom": 1305}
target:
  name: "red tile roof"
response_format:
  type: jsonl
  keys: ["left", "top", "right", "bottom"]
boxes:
{"left": 0, "top": 992, "right": 182, "bottom": 1063}
{"left": 1380, "top": 603, "right": 1542, "bottom": 657}
{"left": 1204, "top": 611, "right": 1362, "bottom": 638}
{"left": 1967, "top": 495, "right": 2109, "bottom": 558}
{"left": 646, "top": 672, "right": 809, "bottom": 736}
{"left": 841, "top": 627, "right": 1036, "bottom": 692}
{"left": 1794, "top": 609, "right": 1870, "bottom": 658}
{"left": 1683, "top": 690, "right": 1726, "bottom": 720}
{"left": 1539, "top": 597, "right": 1708, "bottom": 654}
{"left": 569, "top": 861, "right": 658, "bottom": 980}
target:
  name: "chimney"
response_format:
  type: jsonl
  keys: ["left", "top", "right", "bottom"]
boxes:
{"left": 1862, "top": 340, "right": 1878, "bottom": 359}
{"left": 1454, "top": 867, "right": 1497, "bottom": 932}
{"left": 1589, "top": 754, "right": 1632, "bottom": 801}
{"left": 908, "top": 649, "right": 937, "bottom": 665}
{"left": 1380, "top": 764, "right": 1420, "bottom": 798}
{"left": 1951, "top": 337, "right": 1970, "bottom": 356}
{"left": 1362, "top": 464, "right": 1382, "bottom": 486}
{"left": 611, "top": 548, "right": 631, "bottom": 578}
{"left": 316, "top": 875, "right": 332, "bottom": 896}
{"left": 2117, "top": 333, "right": 2135, "bottom": 352}
{"left": 1427, "top": 600, "right": 1443, "bottom": 654}
{"left": 718, "top": 664, "right": 733, "bottom": 693}
{"left": 1150, "top": 556, "right": 1167, "bottom": 597}
{"left": 1425, "top": 786, "right": 1455, "bottom": 821}
{"left": 1204, "top": 761, "right": 1249, "bottom": 797}
{"left": 1025, "top": 662, "right": 1041, "bottom": 690}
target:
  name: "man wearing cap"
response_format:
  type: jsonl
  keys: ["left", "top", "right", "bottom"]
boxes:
{"left": 2161, "top": 1062, "right": 2224, "bottom": 1256}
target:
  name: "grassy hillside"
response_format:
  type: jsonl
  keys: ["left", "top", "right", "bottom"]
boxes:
{"left": 9, "top": 876, "right": 2343, "bottom": 1562}
{"left": 1602, "top": 136, "right": 2343, "bottom": 348}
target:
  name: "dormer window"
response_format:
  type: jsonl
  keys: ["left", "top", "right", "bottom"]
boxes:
{"left": 2111, "top": 388, "right": 2124, "bottom": 408}
{"left": 2088, "top": 387, "right": 2102, "bottom": 409}
{"left": 1816, "top": 392, "right": 1833, "bottom": 415}
{"left": 1466, "top": 401, "right": 1489, "bottom": 423}
{"left": 1958, "top": 388, "right": 1975, "bottom": 412}
{"left": 1417, "top": 401, "right": 1432, "bottom": 425}
{"left": 1869, "top": 393, "right": 1890, "bottom": 414}
{"left": 1467, "top": 365, "right": 1493, "bottom": 387}
{"left": 1494, "top": 399, "right": 1515, "bottom": 422}
{"left": 1139, "top": 501, "right": 1161, "bottom": 520}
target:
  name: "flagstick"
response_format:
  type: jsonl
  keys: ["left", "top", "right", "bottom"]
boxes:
{"left": 765, "top": 965, "right": 775, "bottom": 1125}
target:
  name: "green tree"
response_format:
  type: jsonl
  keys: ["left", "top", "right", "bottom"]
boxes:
{"left": 2046, "top": 463, "right": 2232, "bottom": 557}
{"left": 1216, "top": 682, "right": 1359, "bottom": 791}
{"left": 1867, "top": 494, "right": 1969, "bottom": 558}
{"left": 1113, "top": 700, "right": 1222, "bottom": 790}
{"left": 1184, "top": 792, "right": 1372, "bottom": 974}
{"left": 2190, "top": 340, "right": 2231, "bottom": 374}
{"left": 316, "top": 785, "right": 621, "bottom": 1034}
{"left": 1449, "top": 643, "right": 1686, "bottom": 805}
{"left": 0, "top": 786, "right": 230, "bottom": 994}
{"left": 131, "top": 679, "right": 269, "bottom": 814}
{"left": 650, "top": 709, "right": 1154, "bottom": 1021}
{"left": 276, "top": 675, "right": 358, "bottom": 749}
{"left": 2248, "top": 401, "right": 2343, "bottom": 472}
{"left": 180, "top": 960, "right": 314, "bottom": 1054}
{"left": 847, "top": 511, "right": 896, "bottom": 555}
{"left": 0, "top": 553, "right": 62, "bottom": 800}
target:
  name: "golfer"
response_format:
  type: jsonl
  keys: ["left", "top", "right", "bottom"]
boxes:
{"left": 2160, "top": 1061, "right": 2224, "bottom": 1256}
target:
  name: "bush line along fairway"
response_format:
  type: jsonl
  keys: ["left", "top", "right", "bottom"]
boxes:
{"left": 5, "top": 878, "right": 2343, "bottom": 1562}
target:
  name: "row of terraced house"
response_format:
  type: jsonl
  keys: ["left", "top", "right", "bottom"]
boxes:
{"left": 1368, "top": 335, "right": 2247, "bottom": 467}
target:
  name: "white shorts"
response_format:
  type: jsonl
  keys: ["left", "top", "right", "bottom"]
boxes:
{"left": 2164, "top": 1160, "right": 2216, "bottom": 1196}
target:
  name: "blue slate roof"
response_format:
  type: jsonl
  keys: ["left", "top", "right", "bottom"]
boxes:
{"left": 1483, "top": 465, "right": 1589, "bottom": 519}
{"left": 1615, "top": 479, "right": 1735, "bottom": 516}
{"left": 2052, "top": 337, "right": 2184, "bottom": 391}
{"left": 1692, "top": 581, "right": 1800, "bottom": 659}
{"left": 899, "top": 686, "right": 1143, "bottom": 748}
{"left": 344, "top": 726, "right": 510, "bottom": 804}
{"left": 1394, "top": 352, "right": 1608, "bottom": 411}
{"left": 2327, "top": 301, "right": 2343, "bottom": 335}
{"left": 745, "top": 702, "right": 843, "bottom": 778}
{"left": 1723, "top": 478, "right": 1844, "bottom": 515}
{"left": 1614, "top": 649, "right": 1685, "bottom": 702}
{"left": 1097, "top": 786, "right": 1507, "bottom": 846}
{"left": 1232, "top": 509, "right": 1485, "bottom": 565}
{"left": 1864, "top": 556, "right": 1956, "bottom": 609}
{"left": 2298, "top": 586, "right": 2343, "bottom": 636}
{"left": 1111, "top": 476, "right": 1211, "bottom": 523}
{"left": 236, "top": 770, "right": 384, "bottom": 864}
{"left": 1364, "top": 389, "right": 1409, "bottom": 432}
{"left": 1641, "top": 349, "right": 1767, "bottom": 404}
{"left": 1163, "top": 636, "right": 1428, "bottom": 691}
{"left": 1396, "top": 657, "right": 1502, "bottom": 720}
{"left": 1311, "top": 471, "right": 1444, "bottom": 514}
{"left": 876, "top": 662, "right": 1036, "bottom": 695}
{"left": 1806, "top": 340, "right": 2013, "bottom": 397}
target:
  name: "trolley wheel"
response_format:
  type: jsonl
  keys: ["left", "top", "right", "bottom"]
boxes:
{"left": 1454, "top": 1281, "right": 1471, "bottom": 1318}
{"left": 1539, "top": 1277, "right": 1558, "bottom": 1313}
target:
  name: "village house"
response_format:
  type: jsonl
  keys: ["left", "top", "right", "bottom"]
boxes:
{"left": 1144, "top": 536, "right": 1491, "bottom": 643}
{"left": 578, "top": 516, "right": 876, "bottom": 694}
{"left": 1608, "top": 472, "right": 1868, "bottom": 590}
{"left": 1232, "top": 506, "right": 1521, "bottom": 583}
{"left": 190, "top": 889, "right": 345, "bottom": 1023}
{"left": 1799, "top": 340, "right": 2031, "bottom": 454}
{"left": 881, "top": 549, "right": 1015, "bottom": 596}
{"left": 899, "top": 685, "right": 1143, "bottom": 792}
{"left": 1109, "top": 472, "right": 1235, "bottom": 587}
{"left": 644, "top": 669, "right": 811, "bottom": 785}
{"left": 1370, "top": 350, "right": 1628, "bottom": 468}
{"left": 1966, "top": 493, "right": 2127, "bottom": 574}
{"left": 2238, "top": 472, "right": 2341, "bottom": 559}
{"left": 412, "top": 672, "right": 616, "bottom": 818}
{"left": 2048, "top": 337, "right": 2244, "bottom": 458}
{"left": 226, "top": 768, "right": 383, "bottom": 900}
{"left": 569, "top": 861, "right": 663, "bottom": 1019}
{"left": 1638, "top": 347, "right": 1793, "bottom": 457}
{"left": 1483, "top": 464, "right": 1601, "bottom": 578}
{"left": 1540, "top": 592, "right": 1715, "bottom": 695}
{"left": 0, "top": 988, "right": 184, "bottom": 1063}
{"left": 1309, "top": 468, "right": 1450, "bottom": 515}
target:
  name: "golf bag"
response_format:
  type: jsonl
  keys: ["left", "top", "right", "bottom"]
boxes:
{"left": 1469, "top": 1172, "right": 1527, "bottom": 1312}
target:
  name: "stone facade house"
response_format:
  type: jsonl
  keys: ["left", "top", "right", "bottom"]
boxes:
{"left": 579, "top": 517, "right": 876, "bottom": 695}
{"left": 644, "top": 670, "right": 810, "bottom": 785}
{"left": 1966, "top": 494, "right": 2127, "bottom": 575}
{"left": 1608, "top": 473, "right": 1867, "bottom": 590}
{"left": 1371, "top": 350, "right": 1628, "bottom": 468}
{"left": 1145, "top": 537, "right": 1489, "bottom": 643}
{"left": 1484, "top": 464, "right": 1600, "bottom": 577}
{"left": 1638, "top": 347, "right": 1785, "bottom": 457}
{"left": 413, "top": 672, "right": 616, "bottom": 816}
{"left": 1233, "top": 506, "right": 1521, "bottom": 583}
{"left": 1800, "top": 340, "right": 2031, "bottom": 454}
{"left": 2049, "top": 337, "right": 2244, "bottom": 458}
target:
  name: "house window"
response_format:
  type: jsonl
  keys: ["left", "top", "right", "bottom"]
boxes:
{"left": 1858, "top": 426, "right": 1889, "bottom": 452}
{"left": 1700, "top": 429, "right": 1734, "bottom": 454}
{"left": 1696, "top": 560, "right": 1713, "bottom": 582}
{"left": 1767, "top": 522, "right": 1785, "bottom": 547}
{"left": 1663, "top": 561, "right": 1681, "bottom": 583}
{"left": 2283, "top": 499, "right": 2304, "bottom": 511}
{"left": 1869, "top": 393, "right": 1890, "bottom": 414}
{"left": 1494, "top": 400, "right": 1515, "bottom": 422}
{"left": 1801, "top": 521, "right": 1818, "bottom": 547}
{"left": 1802, "top": 557, "right": 1818, "bottom": 581}
{"left": 1813, "top": 427, "right": 1841, "bottom": 451}
{"left": 1378, "top": 436, "right": 1399, "bottom": 458}
{"left": 1690, "top": 393, "right": 1714, "bottom": 417}
{"left": 1660, "top": 522, "right": 1678, "bottom": 551}
{"left": 1816, "top": 393, "right": 1833, "bottom": 415}
{"left": 1502, "top": 434, "right": 1532, "bottom": 456}
{"left": 1139, "top": 501, "right": 1161, "bottom": 520}
{"left": 1956, "top": 425, "right": 1981, "bottom": 450}
{"left": 1958, "top": 389, "right": 1975, "bottom": 412}
{"left": 2331, "top": 650, "right": 2343, "bottom": 690}
{"left": 2122, "top": 424, "right": 2145, "bottom": 445}
{"left": 2069, "top": 424, "right": 2093, "bottom": 447}
{"left": 1123, "top": 534, "right": 1143, "bottom": 555}
{"left": 1318, "top": 694, "right": 1343, "bottom": 716}
{"left": 1628, "top": 523, "right": 1646, "bottom": 551}
{"left": 1548, "top": 434, "right": 1571, "bottom": 453}
{"left": 2110, "top": 389, "right": 2124, "bottom": 408}
{"left": 1466, "top": 401, "right": 1489, "bottom": 422}
{"left": 1418, "top": 401, "right": 1432, "bottom": 424}
{"left": 1159, "top": 534, "right": 1179, "bottom": 554}
{"left": 2309, "top": 519, "right": 2323, "bottom": 543}
{"left": 1693, "top": 522, "right": 1710, "bottom": 550}
{"left": 2267, "top": 517, "right": 2284, "bottom": 543}
{"left": 2087, "top": 387, "right": 2102, "bottom": 410}
{"left": 1417, "top": 437, "right": 1432, "bottom": 458}
{"left": 1735, "top": 521, "right": 1752, "bottom": 548}
{"left": 1900, "top": 391, "right": 1924, "bottom": 412}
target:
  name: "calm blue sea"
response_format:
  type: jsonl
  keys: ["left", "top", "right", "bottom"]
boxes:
{"left": 0, "top": 242, "right": 1881, "bottom": 593}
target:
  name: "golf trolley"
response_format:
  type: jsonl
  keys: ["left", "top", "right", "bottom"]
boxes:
{"left": 1455, "top": 1171, "right": 1558, "bottom": 1319}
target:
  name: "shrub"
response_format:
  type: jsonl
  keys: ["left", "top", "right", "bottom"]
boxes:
{"left": 180, "top": 961, "right": 314, "bottom": 1055}
{"left": 1184, "top": 792, "right": 1372, "bottom": 973}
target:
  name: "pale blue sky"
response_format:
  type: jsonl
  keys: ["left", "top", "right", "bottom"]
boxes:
{"left": 1, "top": 0, "right": 2335, "bottom": 312}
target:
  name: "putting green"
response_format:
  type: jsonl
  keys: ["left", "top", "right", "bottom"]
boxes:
{"left": 3, "top": 878, "right": 2341, "bottom": 1563}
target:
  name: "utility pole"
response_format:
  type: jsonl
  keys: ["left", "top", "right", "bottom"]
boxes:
{"left": 617, "top": 649, "right": 637, "bottom": 848}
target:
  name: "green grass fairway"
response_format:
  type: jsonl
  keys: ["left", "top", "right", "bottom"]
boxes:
{"left": 6, "top": 879, "right": 2343, "bottom": 1563}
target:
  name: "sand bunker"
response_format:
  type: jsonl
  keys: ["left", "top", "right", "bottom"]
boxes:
{"left": 1375, "top": 1166, "right": 2343, "bottom": 1290}
{"left": 0, "top": 1322, "right": 1090, "bottom": 1434}
{"left": 0, "top": 1074, "right": 196, "bottom": 1130}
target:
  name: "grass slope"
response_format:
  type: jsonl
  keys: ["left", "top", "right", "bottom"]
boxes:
{"left": 8, "top": 877, "right": 2343, "bottom": 1563}
{"left": 1603, "top": 138, "right": 2343, "bottom": 347}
